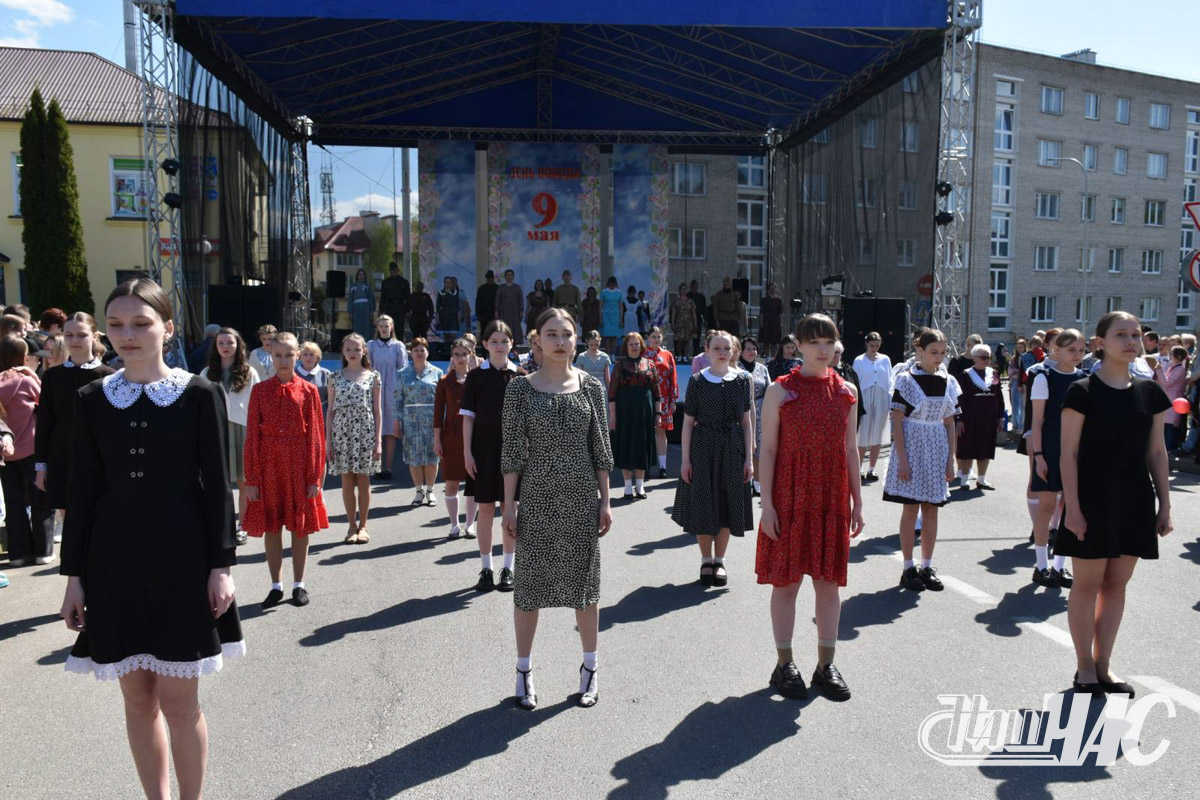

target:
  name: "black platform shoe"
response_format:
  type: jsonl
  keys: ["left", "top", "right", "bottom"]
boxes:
{"left": 1032, "top": 567, "right": 1057, "bottom": 587}
{"left": 811, "top": 663, "right": 851, "bottom": 701}
{"left": 770, "top": 661, "right": 808, "bottom": 699}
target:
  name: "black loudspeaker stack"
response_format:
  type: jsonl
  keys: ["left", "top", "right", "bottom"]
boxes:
{"left": 208, "top": 285, "right": 280, "bottom": 341}
{"left": 330, "top": 328, "right": 354, "bottom": 352}
{"left": 840, "top": 297, "right": 907, "bottom": 365}
{"left": 327, "top": 269, "right": 347, "bottom": 299}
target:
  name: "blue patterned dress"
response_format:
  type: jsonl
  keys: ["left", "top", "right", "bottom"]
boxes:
{"left": 396, "top": 363, "right": 443, "bottom": 465}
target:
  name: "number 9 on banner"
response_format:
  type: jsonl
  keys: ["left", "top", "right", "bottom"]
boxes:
{"left": 532, "top": 192, "right": 557, "bottom": 228}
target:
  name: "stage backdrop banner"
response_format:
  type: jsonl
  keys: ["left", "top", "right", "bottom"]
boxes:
{"left": 417, "top": 140, "right": 476, "bottom": 297}
{"left": 613, "top": 144, "right": 670, "bottom": 325}
{"left": 488, "top": 142, "right": 602, "bottom": 294}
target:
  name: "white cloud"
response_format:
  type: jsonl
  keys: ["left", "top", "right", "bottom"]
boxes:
{"left": 319, "top": 191, "right": 419, "bottom": 226}
{"left": 0, "top": 0, "right": 74, "bottom": 47}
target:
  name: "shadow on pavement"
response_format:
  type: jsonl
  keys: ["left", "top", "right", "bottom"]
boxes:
{"left": 1179, "top": 540, "right": 1200, "bottom": 565}
{"left": 837, "top": 585, "right": 920, "bottom": 641}
{"left": 625, "top": 532, "right": 693, "bottom": 557}
{"left": 236, "top": 541, "right": 342, "bottom": 567}
{"left": 608, "top": 690, "right": 804, "bottom": 799}
{"left": 979, "top": 540, "right": 1033, "bottom": 576}
{"left": 317, "top": 536, "right": 451, "bottom": 566}
{"left": 299, "top": 588, "right": 477, "bottom": 647}
{"left": 276, "top": 699, "right": 571, "bottom": 798}
{"left": 600, "top": 582, "right": 724, "bottom": 632}
{"left": 974, "top": 583, "right": 1067, "bottom": 637}
{"left": 0, "top": 612, "right": 60, "bottom": 644}
{"left": 37, "top": 645, "right": 70, "bottom": 665}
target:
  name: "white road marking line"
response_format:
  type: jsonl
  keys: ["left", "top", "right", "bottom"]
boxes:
{"left": 1129, "top": 676, "right": 1200, "bottom": 715}
{"left": 1014, "top": 617, "right": 1075, "bottom": 648}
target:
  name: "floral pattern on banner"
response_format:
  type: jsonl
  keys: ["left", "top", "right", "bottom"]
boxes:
{"left": 577, "top": 143, "right": 602, "bottom": 289}
{"left": 487, "top": 142, "right": 513, "bottom": 272}
{"left": 647, "top": 145, "right": 671, "bottom": 326}
{"left": 416, "top": 141, "right": 442, "bottom": 291}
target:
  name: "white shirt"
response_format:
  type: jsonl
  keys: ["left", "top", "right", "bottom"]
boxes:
{"left": 224, "top": 368, "right": 260, "bottom": 427}
{"left": 852, "top": 352, "right": 893, "bottom": 392}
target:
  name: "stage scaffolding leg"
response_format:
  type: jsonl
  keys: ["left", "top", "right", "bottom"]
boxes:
{"left": 932, "top": 0, "right": 982, "bottom": 353}
{"left": 137, "top": 1, "right": 186, "bottom": 355}
{"left": 285, "top": 134, "right": 313, "bottom": 340}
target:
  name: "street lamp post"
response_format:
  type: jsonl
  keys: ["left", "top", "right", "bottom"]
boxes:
{"left": 1050, "top": 156, "right": 1090, "bottom": 330}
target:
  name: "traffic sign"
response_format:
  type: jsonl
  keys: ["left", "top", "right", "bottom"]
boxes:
{"left": 917, "top": 274, "right": 934, "bottom": 298}
{"left": 1186, "top": 249, "right": 1200, "bottom": 292}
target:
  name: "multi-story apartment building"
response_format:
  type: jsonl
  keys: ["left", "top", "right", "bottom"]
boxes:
{"left": 968, "top": 44, "right": 1200, "bottom": 340}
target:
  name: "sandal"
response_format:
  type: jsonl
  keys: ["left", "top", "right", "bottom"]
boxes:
{"left": 356, "top": 528, "right": 370, "bottom": 544}
{"left": 515, "top": 668, "right": 537, "bottom": 710}
{"left": 578, "top": 664, "right": 599, "bottom": 708}
{"left": 344, "top": 526, "right": 359, "bottom": 544}
{"left": 411, "top": 488, "right": 426, "bottom": 506}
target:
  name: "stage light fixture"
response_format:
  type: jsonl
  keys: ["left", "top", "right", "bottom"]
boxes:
{"left": 163, "top": 192, "right": 182, "bottom": 209}
{"left": 935, "top": 181, "right": 953, "bottom": 197}
{"left": 935, "top": 211, "right": 954, "bottom": 226}
{"left": 161, "top": 158, "right": 180, "bottom": 176}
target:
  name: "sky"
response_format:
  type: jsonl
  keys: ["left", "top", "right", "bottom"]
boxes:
{"left": 2, "top": 0, "right": 1197, "bottom": 228}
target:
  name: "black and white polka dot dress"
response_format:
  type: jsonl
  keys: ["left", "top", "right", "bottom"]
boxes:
{"left": 671, "top": 369, "right": 755, "bottom": 536}
{"left": 501, "top": 373, "right": 614, "bottom": 611}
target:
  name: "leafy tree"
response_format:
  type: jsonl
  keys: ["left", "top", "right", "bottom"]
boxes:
{"left": 363, "top": 219, "right": 397, "bottom": 278}
{"left": 18, "top": 89, "right": 49, "bottom": 305}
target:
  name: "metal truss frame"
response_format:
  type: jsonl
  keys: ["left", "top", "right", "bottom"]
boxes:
{"left": 931, "top": 0, "right": 982, "bottom": 351}
{"left": 310, "top": 123, "right": 763, "bottom": 149}
{"left": 283, "top": 133, "right": 314, "bottom": 339}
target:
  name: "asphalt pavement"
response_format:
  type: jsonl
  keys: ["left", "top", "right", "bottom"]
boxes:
{"left": 2, "top": 441, "right": 1199, "bottom": 799}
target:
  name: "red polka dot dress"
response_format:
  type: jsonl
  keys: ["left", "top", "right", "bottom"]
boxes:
{"left": 755, "top": 368, "right": 856, "bottom": 587}
{"left": 243, "top": 377, "right": 329, "bottom": 536}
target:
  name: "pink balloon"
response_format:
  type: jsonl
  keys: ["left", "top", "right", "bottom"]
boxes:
{"left": 1173, "top": 397, "right": 1191, "bottom": 415}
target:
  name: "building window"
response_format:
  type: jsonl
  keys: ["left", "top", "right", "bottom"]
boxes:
{"left": 1106, "top": 297, "right": 1122, "bottom": 313}
{"left": 1186, "top": 178, "right": 1198, "bottom": 207}
{"left": 1081, "top": 194, "right": 1096, "bottom": 222}
{"left": 1149, "top": 103, "right": 1171, "bottom": 129}
{"left": 1083, "top": 144, "right": 1098, "bottom": 171}
{"left": 859, "top": 116, "right": 878, "bottom": 149}
{"left": 1038, "top": 139, "right": 1062, "bottom": 166}
{"left": 1108, "top": 248, "right": 1124, "bottom": 273}
{"left": 1034, "top": 245, "right": 1059, "bottom": 271}
{"left": 1178, "top": 276, "right": 1194, "bottom": 329}
{"left": 896, "top": 239, "right": 916, "bottom": 267}
{"left": 110, "top": 157, "right": 150, "bottom": 218}
{"left": 902, "top": 71, "right": 921, "bottom": 93}
{"left": 1141, "top": 249, "right": 1164, "bottom": 274}
{"left": 1111, "top": 197, "right": 1126, "bottom": 224}
{"left": 901, "top": 122, "right": 919, "bottom": 153}
{"left": 1147, "top": 152, "right": 1168, "bottom": 179}
{"left": 1075, "top": 297, "right": 1093, "bottom": 323}
{"left": 854, "top": 178, "right": 878, "bottom": 208}
{"left": 1113, "top": 148, "right": 1128, "bottom": 174}
{"left": 996, "top": 79, "right": 1017, "bottom": 96}
{"left": 990, "top": 212, "right": 1011, "bottom": 258}
{"left": 1035, "top": 192, "right": 1060, "bottom": 220}
{"left": 1084, "top": 92, "right": 1099, "bottom": 120}
{"left": 1040, "top": 86, "right": 1064, "bottom": 114}
{"left": 671, "top": 162, "right": 706, "bottom": 195}
{"left": 668, "top": 227, "right": 707, "bottom": 260}
{"left": 1140, "top": 297, "right": 1160, "bottom": 321}
{"left": 802, "top": 173, "right": 828, "bottom": 204}
{"left": 1116, "top": 97, "right": 1131, "bottom": 124}
{"left": 988, "top": 264, "right": 1010, "bottom": 330}
{"left": 736, "top": 196, "right": 766, "bottom": 249}
{"left": 1031, "top": 295, "right": 1056, "bottom": 323}
{"left": 992, "top": 160, "right": 1012, "bottom": 206}
{"left": 1144, "top": 200, "right": 1165, "bottom": 226}
{"left": 1187, "top": 131, "right": 1199, "bottom": 174}
{"left": 737, "top": 156, "right": 765, "bottom": 188}
{"left": 1183, "top": 224, "right": 1195, "bottom": 251}
{"left": 10, "top": 153, "right": 20, "bottom": 216}
{"left": 858, "top": 237, "right": 875, "bottom": 264}
{"left": 994, "top": 103, "right": 1015, "bottom": 151}
{"left": 1189, "top": 109, "right": 1200, "bottom": 125}
{"left": 899, "top": 179, "right": 917, "bottom": 210}
{"left": 1079, "top": 247, "right": 1096, "bottom": 272}
{"left": 335, "top": 252, "right": 362, "bottom": 267}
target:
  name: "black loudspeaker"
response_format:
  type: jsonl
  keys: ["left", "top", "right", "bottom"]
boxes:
{"left": 330, "top": 328, "right": 354, "bottom": 352}
{"left": 841, "top": 297, "right": 907, "bottom": 365}
{"left": 732, "top": 277, "right": 750, "bottom": 305}
{"left": 208, "top": 285, "right": 280, "bottom": 340}
{"left": 327, "top": 269, "right": 347, "bottom": 298}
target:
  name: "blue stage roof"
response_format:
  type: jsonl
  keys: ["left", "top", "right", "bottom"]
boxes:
{"left": 173, "top": 1, "right": 949, "bottom": 149}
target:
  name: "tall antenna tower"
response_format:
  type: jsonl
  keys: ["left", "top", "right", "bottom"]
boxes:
{"left": 319, "top": 151, "right": 336, "bottom": 226}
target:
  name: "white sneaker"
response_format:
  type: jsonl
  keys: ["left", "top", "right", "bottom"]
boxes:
{"left": 36, "top": 553, "right": 56, "bottom": 566}
{"left": 426, "top": 489, "right": 438, "bottom": 507}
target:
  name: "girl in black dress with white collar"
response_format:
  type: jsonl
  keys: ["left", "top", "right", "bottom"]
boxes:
{"left": 59, "top": 279, "right": 241, "bottom": 799}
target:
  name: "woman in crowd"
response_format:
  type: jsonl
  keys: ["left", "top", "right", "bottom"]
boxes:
{"left": 206, "top": 328, "right": 259, "bottom": 546}
{"left": 953, "top": 343, "right": 1005, "bottom": 492}
{"left": 526, "top": 280, "right": 548, "bottom": 338}
{"left": 852, "top": 332, "right": 892, "bottom": 484}
{"left": 739, "top": 336, "right": 771, "bottom": 497}
{"left": 0, "top": 335, "right": 52, "bottom": 566}
{"left": 672, "top": 330, "right": 754, "bottom": 587}
{"left": 758, "top": 282, "right": 784, "bottom": 350}
{"left": 575, "top": 330, "right": 612, "bottom": 390}
{"left": 296, "top": 341, "right": 332, "bottom": 416}
{"left": 669, "top": 283, "right": 697, "bottom": 356}
{"left": 501, "top": 307, "right": 613, "bottom": 710}
{"left": 1008, "top": 338, "right": 1028, "bottom": 432}
{"left": 609, "top": 332, "right": 660, "bottom": 499}
{"left": 767, "top": 335, "right": 802, "bottom": 382}
{"left": 600, "top": 276, "right": 623, "bottom": 353}
{"left": 396, "top": 337, "right": 443, "bottom": 507}
{"left": 581, "top": 286, "right": 602, "bottom": 336}
{"left": 1059, "top": 311, "right": 1171, "bottom": 695}
{"left": 243, "top": 333, "right": 329, "bottom": 608}
{"left": 1156, "top": 345, "right": 1188, "bottom": 451}
{"left": 884, "top": 329, "right": 958, "bottom": 593}
{"left": 462, "top": 320, "right": 523, "bottom": 593}
{"left": 434, "top": 338, "right": 475, "bottom": 539}
{"left": 58, "top": 278, "right": 242, "bottom": 799}
{"left": 621, "top": 286, "right": 640, "bottom": 337}
{"left": 248, "top": 324, "right": 276, "bottom": 380}
{"left": 348, "top": 268, "right": 376, "bottom": 339}
{"left": 44, "top": 334, "right": 66, "bottom": 369}
{"left": 496, "top": 270, "right": 524, "bottom": 346}
{"left": 369, "top": 315, "right": 408, "bottom": 481}
{"left": 408, "top": 281, "right": 434, "bottom": 341}
{"left": 520, "top": 332, "right": 544, "bottom": 374}
{"left": 645, "top": 327, "right": 679, "bottom": 480}
{"left": 756, "top": 314, "right": 862, "bottom": 702}
{"left": 327, "top": 333, "right": 382, "bottom": 545}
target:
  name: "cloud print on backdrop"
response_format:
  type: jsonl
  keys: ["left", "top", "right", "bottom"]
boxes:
{"left": 0, "top": 0, "right": 73, "bottom": 48}
{"left": 613, "top": 144, "right": 671, "bottom": 327}
{"left": 417, "top": 140, "right": 476, "bottom": 311}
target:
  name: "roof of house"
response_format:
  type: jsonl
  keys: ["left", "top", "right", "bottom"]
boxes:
{"left": 0, "top": 47, "right": 148, "bottom": 125}
{"left": 314, "top": 214, "right": 405, "bottom": 255}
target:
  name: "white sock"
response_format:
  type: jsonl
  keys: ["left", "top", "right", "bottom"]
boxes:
{"left": 903, "top": 559, "right": 915, "bottom": 569}
{"left": 1053, "top": 554, "right": 1067, "bottom": 571}
{"left": 503, "top": 551, "right": 515, "bottom": 570}
{"left": 271, "top": 581, "right": 282, "bottom": 591}
{"left": 635, "top": 478, "right": 644, "bottom": 492}
{"left": 920, "top": 558, "right": 932, "bottom": 569}
{"left": 581, "top": 651, "right": 598, "bottom": 693}
{"left": 465, "top": 497, "right": 478, "bottom": 527}
{"left": 1035, "top": 545, "right": 1049, "bottom": 570}
{"left": 481, "top": 553, "right": 493, "bottom": 571}
{"left": 624, "top": 478, "right": 633, "bottom": 493}
{"left": 702, "top": 556, "right": 715, "bottom": 565}
{"left": 658, "top": 455, "right": 667, "bottom": 469}
{"left": 446, "top": 494, "right": 460, "bottom": 527}
{"left": 516, "top": 656, "right": 534, "bottom": 697}
{"left": 293, "top": 581, "right": 305, "bottom": 590}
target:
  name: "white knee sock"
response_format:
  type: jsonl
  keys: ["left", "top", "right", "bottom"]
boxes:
{"left": 1035, "top": 545, "right": 1049, "bottom": 570}
{"left": 624, "top": 478, "right": 633, "bottom": 493}
{"left": 503, "top": 551, "right": 515, "bottom": 570}
{"left": 481, "top": 553, "right": 493, "bottom": 571}
{"left": 465, "top": 497, "right": 478, "bottom": 527}
{"left": 1053, "top": 554, "right": 1066, "bottom": 571}
{"left": 581, "top": 651, "right": 598, "bottom": 693}
{"left": 658, "top": 455, "right": 667, "bottom": 469}
{"left": 446, "top": 494, "right": 460, "bottom": 528}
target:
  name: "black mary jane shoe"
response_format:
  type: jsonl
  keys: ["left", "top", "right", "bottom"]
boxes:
{"left": 496, "top": 567, "right": 515, "bottom": 592}
{"left": 711, "top": 562, "right": 728, "bottom": 587}
{"left": 578, "top": 664, "right": 599, "bottom": 708}
{"left": 262, "top": 588, "right": 285, "bottom": 609}
{"left": 515, "top": 668, "right": 538, "bottom": 711}
{"left": 1072, "top": 672, "right": 1106, "bottom": 695}
{"left": 699, "top": 563, "right": 715, "bottom": 586}
{"left": 1098, "top": 677, "right": 1136, "bottom": 696}
{"left": 811, "top": 663, "right": 851, "bottom": 701}
{"left": 769, "top": 661, "right": 808, "bottom": 700}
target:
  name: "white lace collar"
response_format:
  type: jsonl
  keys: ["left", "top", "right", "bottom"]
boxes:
{"left": 101, "top": 368, "right": 193, "bottom": 409}
{"left": 966, "top": 367, "right": 995, "bottom": 392}
{"left": 64, "top": 357, "right": 102, "bottom": 370}
{"left": 701, "top": 367, "right": 737, "bottom": 383}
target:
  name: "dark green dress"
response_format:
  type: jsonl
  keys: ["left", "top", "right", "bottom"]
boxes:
{"left": 608, "top": 356, "right": 659, "bottom": 471}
